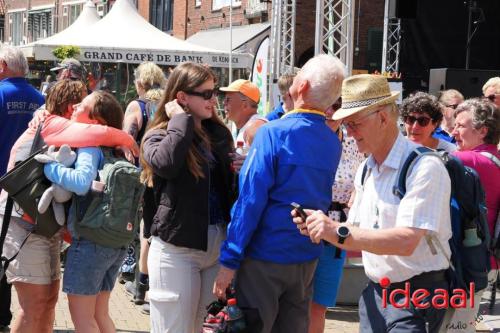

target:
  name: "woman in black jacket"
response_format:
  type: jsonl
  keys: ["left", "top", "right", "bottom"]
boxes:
{"left": 141, "top": 62, "right": 235, "bottom": 333}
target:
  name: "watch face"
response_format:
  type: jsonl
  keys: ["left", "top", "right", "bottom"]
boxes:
{"left": 338, "top": 225, "right": 350, "bottom": 237}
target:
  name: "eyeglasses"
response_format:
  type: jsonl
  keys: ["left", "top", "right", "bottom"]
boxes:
{"left": 445, "top": 104, "right": 459, "bottom": 109}
{"left": 344, "top": 109, "right": 380, "bottom": 131}
{"left": 403, "top": 115, "right": 432, "bottom": 127}
{"left": 185, "top": 89, "right": 217, "bottom": 100}
{"left": 485, "top": 94, "right": 499, "bottom": 102}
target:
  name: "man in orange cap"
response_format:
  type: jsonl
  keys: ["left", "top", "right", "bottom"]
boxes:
{"left": 220, "top": 79, "right": 266, "bottom": 149}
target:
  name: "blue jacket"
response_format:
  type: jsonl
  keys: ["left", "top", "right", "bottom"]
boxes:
{"left": 266, "top": 103, "right": 285, "bottom": 121}
{"left": 219, "top": 110, "right": 342, "bottom": 269}
{"left": 0, "top": 77, "right": 44, "bottom": 175}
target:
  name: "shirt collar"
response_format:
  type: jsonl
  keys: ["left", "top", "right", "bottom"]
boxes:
{"left": 366, "top": 132, "right": 407, "bottom": 171}
{"left": 282, "top": 108, "right": 326, "bottom": 119}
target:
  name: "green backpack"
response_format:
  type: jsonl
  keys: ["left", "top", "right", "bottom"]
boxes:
{"left": 74, "top": 148, "right": 145, "bottom": 248}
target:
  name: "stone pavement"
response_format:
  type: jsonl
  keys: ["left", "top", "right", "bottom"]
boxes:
{"left": 9, "top": 280, "right": 500, "bottom": 332}
{"left": 9, "top": 279, "right": 359, "bottom": 333}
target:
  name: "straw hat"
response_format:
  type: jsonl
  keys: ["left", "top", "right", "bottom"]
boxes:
{"left": 332, "top": 74, "right": 400, "bottom": 120}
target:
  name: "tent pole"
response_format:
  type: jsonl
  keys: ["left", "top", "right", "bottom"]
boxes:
{"left": 229, "top": 0, "right": 233, "bottom": 83}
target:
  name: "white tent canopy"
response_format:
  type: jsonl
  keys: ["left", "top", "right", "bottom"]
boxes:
{"left": 37, "top": 1, "right": 100, "bottom": 46}
{"left": 22, "top": 0, "right": 249, "bottom": 68}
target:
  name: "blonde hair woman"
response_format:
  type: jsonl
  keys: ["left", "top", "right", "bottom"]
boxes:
{"left": 141, "top": 62, "right": 236, "bottom": 332}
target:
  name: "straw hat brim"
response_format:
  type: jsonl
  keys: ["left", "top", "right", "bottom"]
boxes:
{"left": 332, "top": 91, "right": 400, "bottom": 120}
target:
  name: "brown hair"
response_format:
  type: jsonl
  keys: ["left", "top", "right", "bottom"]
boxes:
{"left": 88, "top": 91, "right": 124, "bottom": 129}
{"left": 45, "top": 79, "right": 86, "bottom": 116}
{"left": 140, "top": 62, "right": 220, "bottom": 186}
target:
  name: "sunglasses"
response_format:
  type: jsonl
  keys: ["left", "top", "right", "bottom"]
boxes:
{"left": 445, "top": 104, "right": 459, "bottom": 109}
{"left": 185, "top": 89, "right": 217, "bottom": 100}
{"left": 403, "top": 115, "right": 432, "bottom": 127}
{"left": 485, "top": 94, "right": 498, "bottom": 102}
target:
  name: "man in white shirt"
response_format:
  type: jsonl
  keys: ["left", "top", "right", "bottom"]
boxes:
{"left": 293, "top": 74, "right": 452, "bottom": 332}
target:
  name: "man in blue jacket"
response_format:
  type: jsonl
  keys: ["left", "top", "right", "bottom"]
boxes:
{"left": 0, "top": 45, "right": 44, "bottom": 331}
{"left": 213, "top": 54, "right": 345, "bottom": 332}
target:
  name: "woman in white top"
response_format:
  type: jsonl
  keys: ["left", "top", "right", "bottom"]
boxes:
{"left": 400, "top": 92, "right": 457, "bottom": 153}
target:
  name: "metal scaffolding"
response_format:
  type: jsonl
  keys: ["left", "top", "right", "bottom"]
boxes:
{"left": 269, "top": 0, "right": 296, "bottom": 81}
{"left": 381, "top": 0, "right": 401, "bottom": 73}
{"left": 314, "top": 0, "right": 355, "bottom": 75}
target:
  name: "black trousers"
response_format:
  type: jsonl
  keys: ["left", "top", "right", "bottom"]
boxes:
{"left": 0, "top": 275, "right": 12, "bottom": 326}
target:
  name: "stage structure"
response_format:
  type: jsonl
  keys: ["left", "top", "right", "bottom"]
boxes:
{"left": 381, "top": 0, "right": 401, "bottom": 73}
{"left": 314, "top": 0, "right": 355, "bottom": 75}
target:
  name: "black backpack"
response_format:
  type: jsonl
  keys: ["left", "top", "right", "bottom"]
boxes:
{"left": 362, "top": 146, "right": 491, "bottom": 293}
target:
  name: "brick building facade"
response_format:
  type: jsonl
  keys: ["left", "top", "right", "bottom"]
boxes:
{"left": 3, "top": 0, "right": 385, "bottom": 72}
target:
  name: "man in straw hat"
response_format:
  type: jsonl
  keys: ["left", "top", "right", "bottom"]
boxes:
{"left": 214, "top": 54, "right": 344, "bottom": 332}
{"left": 293, "top": 74, "right": 452, "bottom": 332}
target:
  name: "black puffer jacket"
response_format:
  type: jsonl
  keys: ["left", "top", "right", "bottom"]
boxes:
{"left": 142, "top": 113, "right": 236, "bottom": 251}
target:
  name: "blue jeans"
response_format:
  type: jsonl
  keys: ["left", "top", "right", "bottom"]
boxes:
{"left": 63, "top": 238, "right": 126, "bottom": 295}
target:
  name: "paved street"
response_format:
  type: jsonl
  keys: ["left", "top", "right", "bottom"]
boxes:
{"left": 9, "top": 278, "right": 500, "bottom": 332}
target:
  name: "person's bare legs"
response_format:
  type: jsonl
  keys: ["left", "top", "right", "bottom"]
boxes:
{"left": 94, "top": 291, "right": 116, "bottom": 333}
{"left": 138, "top": 236, "right": 150, "bottom": 275}
{"left": 308, "top": 301, "right": 327, "bottom": 333}
{"left": 68, "top": 294, "right": 99, "bottom": 333}
{"left": 41, "top": 280, "right": 60, "bottom": 332}
{"left": 11, "top": 281, "right": 58, "bottom": 333}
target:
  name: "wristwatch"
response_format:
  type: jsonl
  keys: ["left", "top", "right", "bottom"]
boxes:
{"left": 337, "top": 225, "right": 351, "bottom": 244}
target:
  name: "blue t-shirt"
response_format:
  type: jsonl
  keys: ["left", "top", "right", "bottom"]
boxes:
{"left": 0, "top": 77, "right": 44, "bottom": 175}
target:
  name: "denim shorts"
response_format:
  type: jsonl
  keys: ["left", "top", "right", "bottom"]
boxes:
{"left": 63, "top": 238, "right": 126, "bottom": 295}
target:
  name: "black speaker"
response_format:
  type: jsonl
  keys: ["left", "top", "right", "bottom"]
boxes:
{"left": 429, "top": 68, "right": 500, "bottom": 98}
{"left": 396, "top": 0, "right": 418, "bottom": 19}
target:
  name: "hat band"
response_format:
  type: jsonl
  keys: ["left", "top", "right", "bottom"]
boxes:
{"left": 341, "top": 94, "right": 391, "bottom": 109}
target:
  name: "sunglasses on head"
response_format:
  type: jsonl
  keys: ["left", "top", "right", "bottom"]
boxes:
{"left": 403, "top": 115, "right": 432, "bottom": 127}
{"left": 185, "top": 89, "right": 217, "bottom": 100}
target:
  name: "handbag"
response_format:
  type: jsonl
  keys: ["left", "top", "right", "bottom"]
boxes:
{"left": 0, "top": 123, "right": 61, "bottom": 239}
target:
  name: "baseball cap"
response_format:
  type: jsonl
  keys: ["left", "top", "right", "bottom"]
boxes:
{"left": 50, "top": 58, "right": 84, "bottom": 79}
{"left": 220, "top": 79, "right": 260, "bottom": 104}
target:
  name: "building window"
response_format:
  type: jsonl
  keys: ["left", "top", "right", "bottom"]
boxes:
{"left": 9, "top": 12, "right": 23, "bottom": 45}
{"left": 212, "top": 0, "right": 241, "bottom": 11}
{"left": 195, "top": 0, "right": 201, "bottom": 7}
{"left": 150, "top": 0, "right": 173, "bottom": 32}
{"left": 63, "top": 3, "right": 83, "bottom": 29}
{"left": 28, "top": 10, "right": 52, "bottom": 42}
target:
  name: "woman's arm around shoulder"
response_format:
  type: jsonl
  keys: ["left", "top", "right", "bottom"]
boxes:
{"left": 42, "top": 115, "right": 138, "bottom": 154}
{"left": 44, "top": 147, "right": 102, "bottom": 196}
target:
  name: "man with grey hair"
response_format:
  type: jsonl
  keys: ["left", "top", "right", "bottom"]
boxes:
{"left": 213, "top": 54, "right": 344, "bottom": 332}
{"left": 293, "top": 74, "right": 452, "bottom": 332}
{"left": 0, "top": 44, "right": 44, "bottom": 330}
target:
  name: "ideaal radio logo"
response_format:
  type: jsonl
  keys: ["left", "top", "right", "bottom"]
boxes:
{"left": 379, "top": 277, "right": 475, "bottom": 309}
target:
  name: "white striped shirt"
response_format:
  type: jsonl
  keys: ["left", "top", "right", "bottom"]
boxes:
{"left": 348, "top": 133, "right": 452, "bottom": 283}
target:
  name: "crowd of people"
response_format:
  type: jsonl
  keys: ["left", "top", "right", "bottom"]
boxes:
{"left": 0, "top": 43, "right": 499, "bottom": 333}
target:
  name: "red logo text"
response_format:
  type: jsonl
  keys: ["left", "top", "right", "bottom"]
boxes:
{"left": 380, "top": 277, "right": 475, "bottom": 309}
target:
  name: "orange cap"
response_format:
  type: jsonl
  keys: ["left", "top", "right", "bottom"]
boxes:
{"left": 220, "top": 79, "right": 260, "bottom": 104}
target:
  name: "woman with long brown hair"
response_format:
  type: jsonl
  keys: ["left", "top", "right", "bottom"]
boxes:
{"left": 141, "top": 62, "right": 235, "bottom": 332}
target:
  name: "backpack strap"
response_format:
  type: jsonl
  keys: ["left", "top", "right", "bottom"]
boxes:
{"left": 392, "top": 146, "right": 440, "bottom": 199}
{"left": 136, "top": 99, "right": 148, "bottom": 142}
{"left": 480, "top": 152, "right": 500, "bottom": 168}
